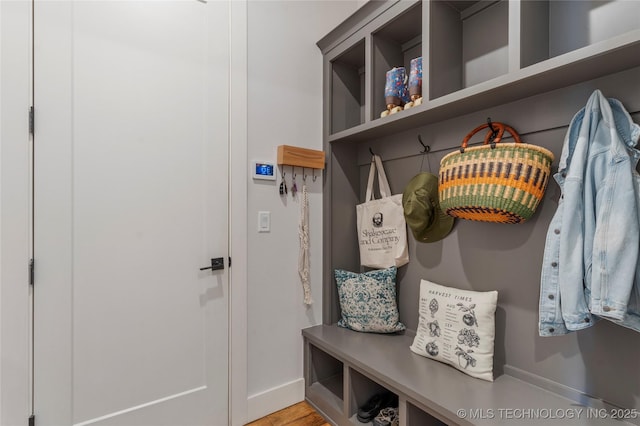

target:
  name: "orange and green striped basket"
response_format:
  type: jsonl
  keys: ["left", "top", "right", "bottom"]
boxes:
{"left": 438, "top": 122, "right": 554, "bottom": 224}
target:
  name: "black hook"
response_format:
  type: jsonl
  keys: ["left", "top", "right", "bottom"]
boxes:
{"left": 369, "top": 147, "right": 375, "bottom": 156}
{"left": 302, "top": 167, "right": 306, "bottom": 182}
{"left": 487, "top": 117, "right": 499, "bottom": 136}
{"left": 417, "top": 134, "right": 430, "bottom": 153}
{"left": 312, "top": 169, "right": 317, "bottom": 182}
{"left": 487, "top": 117, "right": 499, "bottom": 147}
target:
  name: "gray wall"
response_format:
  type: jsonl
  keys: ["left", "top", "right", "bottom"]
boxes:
{"left": 332, "top": 65, "right": 640, "bottom": 413}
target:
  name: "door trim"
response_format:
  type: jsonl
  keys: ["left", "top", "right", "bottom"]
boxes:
{"left": 229, "top": 1, "right": 249, "bottom": 425}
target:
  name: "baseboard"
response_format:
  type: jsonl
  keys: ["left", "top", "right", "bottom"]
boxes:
{"left": 503, "top": 364, "right": 638, "bottom": 421}
{"left": 246, "top": 378, "right": 305, "bottom": 423}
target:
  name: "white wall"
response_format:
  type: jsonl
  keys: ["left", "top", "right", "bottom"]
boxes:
{"left": 246, "top": 0, "right": 359, "bottom": 420}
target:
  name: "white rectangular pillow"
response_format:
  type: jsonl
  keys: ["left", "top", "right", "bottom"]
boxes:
{"left": 410, "top": 279, "right": 498, "bottom": 381}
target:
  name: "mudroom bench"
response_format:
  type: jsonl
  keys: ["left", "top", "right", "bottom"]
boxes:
{"left": 303, "top": 324, "right": 634, "bottom": 426}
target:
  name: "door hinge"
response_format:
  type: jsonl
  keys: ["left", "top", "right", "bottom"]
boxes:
{"left": 28, "top": 414, "right": 35, "bottom": 426}
{"left": 228, "top": 257, "right": 231, "bottom": 267}
{"left": 29, "top": 106, "right": 34, "bottom": 135}
{"left": 29, "top": 258, "right": 34, "bottom": 286}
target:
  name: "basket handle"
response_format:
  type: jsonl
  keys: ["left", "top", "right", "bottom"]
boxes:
{"left": 460, "top": 122, "right": 523, "bottom": 153}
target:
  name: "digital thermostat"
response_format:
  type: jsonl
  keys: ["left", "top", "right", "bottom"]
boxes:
{"left": 252, "top": 161, "right": 276, "bottom": 181}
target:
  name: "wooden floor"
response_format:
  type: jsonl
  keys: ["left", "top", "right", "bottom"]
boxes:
{"left": 245, "top": 401, "right": 330, "bottom": 426}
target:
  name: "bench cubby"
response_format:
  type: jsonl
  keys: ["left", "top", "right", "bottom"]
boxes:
{"left": 306, "top": 342, "right": 345, "bottom": 421}
{"left": 348, "top": 368, "right": 397, "bottom": 425}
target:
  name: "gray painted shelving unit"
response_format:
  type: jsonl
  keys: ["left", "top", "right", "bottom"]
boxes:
{"left": 307, "top": 1, "right": 640, "bottom": 425}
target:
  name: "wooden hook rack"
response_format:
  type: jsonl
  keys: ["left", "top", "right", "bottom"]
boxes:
{"left": 277, "top": 145, "right": 325, "bottom": 170}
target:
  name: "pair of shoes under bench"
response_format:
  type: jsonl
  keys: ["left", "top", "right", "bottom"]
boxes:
{"left": 356, "top": 392, "right": 397, "bottom": 423}
{"left": 373, "top": 407, "right": 399, "bottom": 426}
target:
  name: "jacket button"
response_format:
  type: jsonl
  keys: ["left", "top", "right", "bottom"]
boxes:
{"left": 603, "top": 306, "right": 611, "bottom": 312}
{"left": 548, "top": 294, "right": 555, "bottom": 300}
{"left": 561, "top": 172, "right": 566, "bottom": 178}
{"left": 549, "top": 327, "right": 555, "bottom": 333}
{"left": 584, "top": 317, "right": 591, "bottom": 323}
{"left": 554, "top": 229, "right": 560, "bottom": 234}
{"left": 551, "top": 262, "right": 558, "bottom": 267}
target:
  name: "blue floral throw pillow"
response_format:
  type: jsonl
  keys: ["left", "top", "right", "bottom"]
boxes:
{"left": 334, "top": 267, "right": 405, "bottom": 333}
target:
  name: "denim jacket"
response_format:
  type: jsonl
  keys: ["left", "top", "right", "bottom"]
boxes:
{"left": 539, "top": 90, "right": 640, "bottom": 336}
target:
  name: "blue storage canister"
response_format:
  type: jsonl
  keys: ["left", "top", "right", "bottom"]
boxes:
{"left": 384, "top": 67, "right": 410, "bottom": 107}
{"left": 409, "top": 57, "right": 422, "bottom": 99}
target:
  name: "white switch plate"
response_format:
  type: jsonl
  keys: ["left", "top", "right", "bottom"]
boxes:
{"left": 258, "top": 211, "right": 270, "bottom": 232}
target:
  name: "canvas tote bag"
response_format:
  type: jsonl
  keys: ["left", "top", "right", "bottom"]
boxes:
{"left": 356, "top": 155, "right": 409, "bottom": 268}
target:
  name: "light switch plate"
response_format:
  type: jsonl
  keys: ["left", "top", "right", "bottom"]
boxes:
{"left": 258, "top": 211, "right": 270, "bottom": 232}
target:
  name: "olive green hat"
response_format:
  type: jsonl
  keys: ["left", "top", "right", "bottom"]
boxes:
{"left": 402, "top": 173, "right": 455, "bottom": 243}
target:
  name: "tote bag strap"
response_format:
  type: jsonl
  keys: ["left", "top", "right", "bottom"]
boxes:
{"left": 365, "top": 156, "right": 377, "bottom": 201}
{"left": 374, "top": 154, "right": 392, "bottom": 198}
{"left": 365, "top": 154, "right": 392, "bottom": 201}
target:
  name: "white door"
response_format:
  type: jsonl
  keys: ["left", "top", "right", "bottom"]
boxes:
{"left": 33, "top": 2, "right": 229, "bottom": 425}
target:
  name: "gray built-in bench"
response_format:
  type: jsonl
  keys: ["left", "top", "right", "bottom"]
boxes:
{"left": 303, "top": 325, "right": 636, "bottom": 426}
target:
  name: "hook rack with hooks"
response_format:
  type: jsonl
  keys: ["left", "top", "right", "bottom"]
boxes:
{"left": 276, "top": 145, "right": 324, "bottom": 196}
{"left": 277, "top": 145, "right": 325, "bottom": 170}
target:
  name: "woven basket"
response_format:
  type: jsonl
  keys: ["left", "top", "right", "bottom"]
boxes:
{"left": 438, "top": 122, "right": 554, "bottom": 224}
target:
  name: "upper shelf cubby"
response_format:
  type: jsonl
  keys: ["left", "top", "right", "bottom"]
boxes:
{"left": 318, "top": 0, "right": 640, "bottom": 144}
{"left": 521, "top": 0, "right": 640, "bottom": 68}
{"left": 430, "top": 0, "right": 509, "bottom": 100}
{"left": 372, "top": 1, "right": 423, "bottom": 120}
{"left": 331, "top": 39, "right": 366, "bottom": 134}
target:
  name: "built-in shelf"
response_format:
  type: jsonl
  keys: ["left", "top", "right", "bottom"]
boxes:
{"left": 312, "top": 1, "right": 640, "bottom": 424}
{"left": 372, "top": 1, "right": 422, "bottom": 120}
{"left": 521, "top": 0, "right": 640, "bottom": 68}
{"left": 328, "top": 29, "right": 640, "bottom": 144}
{"left": 430, "top": 0, "right": 509, "bottom": 100}
{"left": 320, "top": 0, "right": 640, "bottom": 144}
{"left": 331, "top": 39, "right": 366, "bottom": 134}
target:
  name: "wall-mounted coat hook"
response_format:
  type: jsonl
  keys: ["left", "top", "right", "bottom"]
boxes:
{"left": 302, "top": 167, "right": 307, "bottom": 182}
{"left": 418, "top": 134, "right": 430, "bottom": 153}
{"left": 487, "top": 117, "right": 499, "bottom": 139}
{"left": 291, "top": 166, "right": 298, "bottom": 196}
{"left": 369, "top": 147, "right": 375, "bottom": 156}
{"left": 312, "top": 169, "right": 317, "bottom": 182}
